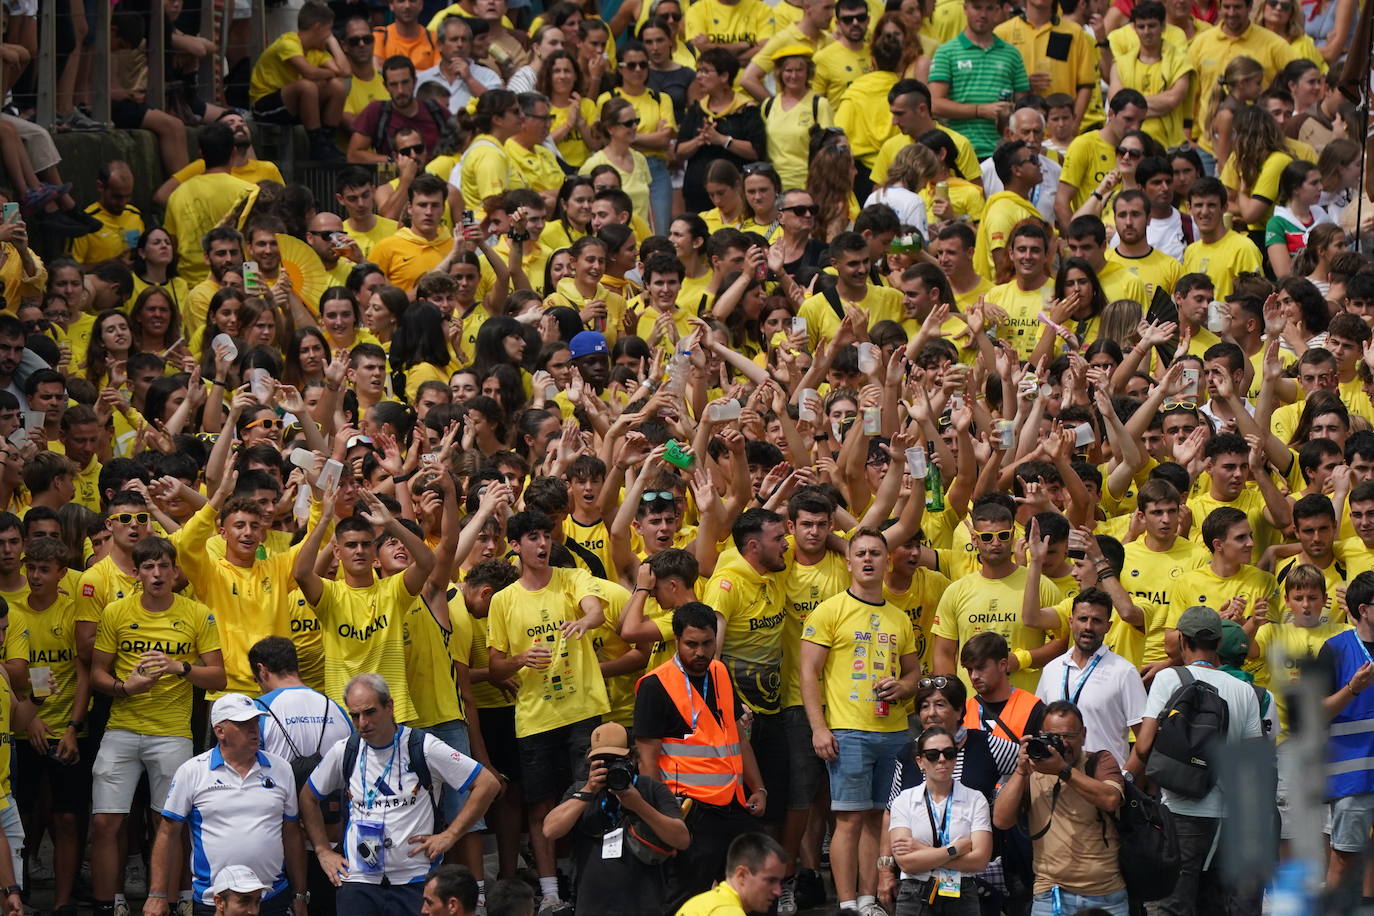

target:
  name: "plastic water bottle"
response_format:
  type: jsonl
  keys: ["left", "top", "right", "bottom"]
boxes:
{"left": 664, "top": 347, "right": 690, "bottom": 395}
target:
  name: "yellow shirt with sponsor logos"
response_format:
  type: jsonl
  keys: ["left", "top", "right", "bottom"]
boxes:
{"left": 885, "top": 567, "right": 953, "bottom": 675}
{"left": 505, "top": 138, "right": 565, "bottom": 196}
{"left": 1120, "top": 537, "right": 1208, "bottom": 614}
{"left": 932, "top": 567, "right": 1061, "bottom": 692}
{"left": 706, "top": 553, "right": 788, "bottom": 714}
{"left": 684, "top": 0, "right": 773, "bottom": 52}
{"left": 403, "top": 587, "right": 471, "bottom": 729}
{"left": 94, "top": 594, "right": 220, "bottom": 738}
{"left": 590, "top": 581, "right": 640, "bottom": 727}
{"left": 987, "top": 279, "right": 1054, "bottom": 362}
{"left": 1165, "top": 563, "right": 1279, "bottom": 630}
{"left": 802, "top": 590, "right": 916, "bottom": 732}
{"left": 813, "top": 40, "right": 871, "bottom": 109}
{"left": 798, "top": 284, "right": 904, "bottom": 349}
{"left": 486, "top": 567, "right": 612, "bottom": 737}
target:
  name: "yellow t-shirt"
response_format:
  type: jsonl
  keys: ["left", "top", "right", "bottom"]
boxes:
{"left": 551, "top": 97, "right": 601, "bottom": 168}
{"left": 460, "top": 134, "right": 525, "bottom": 213}
{"left": 677, "top": 881, "right": 748, "bottom": 916}
{"left": 684, "top": 0, "right": 773, "bottom": 52}
{"left": 1219, "top": 149, "right": 1293, "bottom": 230}
{"left": 7, "top": 589, "right": 80, "bottom": 730}
{"left": 705, "top": 553, "right": 787, "bottom": 714}
{"left": 163, "top": 174, "right": 258, "bottom": 287}
{"left": 802, "top": 590, "right": 916, "bottom": 732}
{"left": 798, "top": 284, "right": 905, "bottom": 349}
{"left": 1186, "top": 24, "right": 1296, "bottom": 125}
{"left": 344, "top": 69, "right": 389, "bottom": 118}
{"left": 1120, "top": 537, "right": 1208, "bottom": 611}
{"left": 579, "top": 148, "right": 652, "bottom": 225}
{"left": 1181, "top": 231, "right": 1263, "bottom": 301}
{"left": 466, "top": 609, "right": 513, "bottom": 710}
{"left": 873, "top": 126, "right": 980, "bottom": 188}
{"left": 171, "top": 158, "right": 285, "bottom": 188}
{"left": 590, "top": 581, "right": 639, "bottom": 727}
{"left": 343, "top": 215, "right": 399, "bottom": 262}
{"left": 780, "top": 549, "right": 851, "bottom": 709}
{"left": 932, "top": 568, "right": 1061, "bottom": 691}
{"left": 763, "top": 93, "right": 835, "bottom": 193}
{"left": 987, "top": 279, "right": 1054, "bottom": 362}
{"left": 312, "top": 573, "right": 418, "bottom": 722}
{"left": 597, "top": 87, "right": 677, "bottom": 162}
{"left": 1060, "top": 130, "right": 1118, "bottom": 215}
{"left": 1096, "top": 259, "right": 1148, "bottom": 309}
{"left": 94, "top": 594, "right": 220, "bottom": 739}
{"left": 1112, "top": 44, "right": 1193, "bottom": 148}
{"left": 403, "top": 587, "right": 470, "bottom": 729}
{"left": 993, "top": 16, "right": 1098, "bottom": 102}
{"left": 885, "top": 569, "right": 952, "bottom": 674}
{"left": 975, "top": 191, "right": 1043, "bottom": 283}
{"left": 250, "top": 32, "right": 332, "bottom": 103}
{"left": 486, "top": 567, "right": 612, "bottom": 737}
{"left": 834, "top": 71, "right": 900, "bottom": 166}
{"left": 813, "top": 40, "right": 871, "bottom": 109}
{"left": 288, "top": 591, "right": 325, "bottom": 691}
{"left": 75, "top": 555, "right": 139, "bottom": 629}
{"left": 69, "top": 203, "right": 144, "bottom": 266}
{"left": 1166, "top": 563, "right": 1279, "bottom": 630}
{"left": 1106, "top": 245, "right": 1182, "bottom": 307}
{"left": 1253, "top": 618, "right": 1350, "bottom": 738}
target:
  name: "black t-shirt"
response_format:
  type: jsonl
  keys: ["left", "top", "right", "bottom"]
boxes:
{"left": 971, "top": 694, "right": 1047, "bottom": 741}
{"left": 562, "top": 774, "right": 682, "bottom": 916}
{"left": 634, "top": 667, "right": 745, "bottom": 740}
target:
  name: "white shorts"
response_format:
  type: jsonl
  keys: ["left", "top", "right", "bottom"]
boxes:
{"left": 0, "top": 798, "right": 22, "bottom": 888}
{"left": 91, "top": 730, "right": 193, "bottom": 815}
{"left": 0, "top": 114, "right": 61, "bottom": 174}
{"left": 3, "top": 0, "right": 36, "bottom": 17}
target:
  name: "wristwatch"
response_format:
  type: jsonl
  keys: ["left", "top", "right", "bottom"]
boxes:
{"left": 572, "top": 791, "right": 597, "bottom": 802}
{"left": 178, "top": 661, "right": 192, "bottom": 677}
{"left": 294, "top": 892, "right": 311, "bottom": 904}
{"left": 1059, "top": 764, "right": 1074, "bottom": 782}
{"left": 946, "top": 845, "right": 958, "bottom": 858}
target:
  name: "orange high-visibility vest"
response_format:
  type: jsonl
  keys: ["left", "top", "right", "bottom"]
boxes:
{"left": 963, "top": 688, "right": 1040, "bottom": 742}
{"left": 638, "top": 657, "right": 747, "bottom": 807}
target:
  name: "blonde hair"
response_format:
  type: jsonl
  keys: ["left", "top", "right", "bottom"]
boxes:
{"left": 887, "top": 143, "right": 938, "bottom": 191}
{"left": 1251, "top": 0, "right": 1303, "bottom": 41}
{"left": 1099, "top": 298, "right": 1143, "bottom": 350}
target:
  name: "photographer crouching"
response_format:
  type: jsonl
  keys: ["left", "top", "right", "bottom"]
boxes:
{"left": 544, "top": 723, "right": 691, "bottom": 915}
{"left": 991, "top": 701, "right": 1127, "bottom": 916}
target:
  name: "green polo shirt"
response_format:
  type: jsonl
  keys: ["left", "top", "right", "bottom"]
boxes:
{"left": 928, "top": 32, "right": 1030, "bottom": 159}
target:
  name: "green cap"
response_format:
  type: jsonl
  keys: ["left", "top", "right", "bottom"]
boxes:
{"left": 1218, "top": 619, "right": 1249, "bottom": 664}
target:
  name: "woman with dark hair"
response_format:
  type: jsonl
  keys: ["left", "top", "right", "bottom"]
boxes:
{"left": 238, "top": 298, "right": 285, "bottom": 353}
{"left": 543, "top": 248, "right": 575, "bottom": 295}
{"left": 700, "top": 160, "right": 747, "bottom": 232}
{"left": 1275, "top": 275, "right": 1332, "bottom": 353}
{"left": 917, "top": 129, "right": 986, "bottom": 226}
{"left": 481, "top": 363, "right": 529, "bottom": 414}
{"left": 345, "top": 262, "right": 387, "bottom": 299}
{"left": 283, "top": 326, "right": 332, "bottom": 391}
{"left": 1168, "top": 146, "right": 1205, "bottom": 210}
{"left": 199, "top": 286, "right": 246, "bottom": 360}
{"left": 712, "top": 269, "right": 768, "bottom": 356}
{"left": 667, "top": 214, "right": 711, "bottom": 306}
{"left": 143, "top": 374, "right": 191, "bottom": 428}
{"left": 471, "top": 314, "right": 530, "bottom": 380}
{"left": 392, "top": 301, "right": 456, "bottom": 402}
{"left": 1027, "top": 257, "right": 1108, "bottom": 365}
{"left": 514, "top": 407, "right": 562, "bottom": 465}
{"left": 893, "top": 676, "right": 1020, "bottom": 800}
{"left": 887, "top": 725, "right": 993, "bottom": 916}
{"left": 639, "top": 13, "right": 695, "bottom": 126}
{"left": 318, "top": 286, "right": 374, "bottom": 353}
{"left": 128, "top": 285, "right": 183, "bottom": 356}
{"left": 807, "top": 128, "right": 858, "bottom": 241}
{"left": 741, "top": 162, "right": 783, "bottom": 241}
{"left": 129, "top": 227, "right": 189, "bottom": 318}
{"left": 1266, "top": 160, "right": 1328, "bottom": 278}
{"left": 85, "top": 310, "right": 136, "bottom": 387}
{"left": 1288, "top": 388, "right": 1349, "bottom": 450}
{"left": 363, "top": 284, "right": 409, "bottom": 352}
{"left": 540, "top": 176, "right": 596, "bottom": 253}
{"left": 543, "top": 236, "right": 624, "bottom": 339}
{"left": 458, "top": 89, "right": 524, "bottom": 213}
{"left": 1293, "top": 222, "right": 1349, "bottom": 295}
{"left": 538, "top": 50, "right": 600, "bottom": 169}
{"left": 675, "top": 47, "right": 767, "bottom": 212}
{"left": 596, "top": 223, "right": 640, "bottom": 302}
{"left": 462, "top": 394, "right": 510, "bottom": 455}
{"left": 580, "top": 98, "right": 652, "bottom": 221}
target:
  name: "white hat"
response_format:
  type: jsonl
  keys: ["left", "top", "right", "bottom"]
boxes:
{"left": 210, "top": 693, "right": 268, "bottom": 727}
{"left": 209, "top": 865, "right": 269, "bottom": 896}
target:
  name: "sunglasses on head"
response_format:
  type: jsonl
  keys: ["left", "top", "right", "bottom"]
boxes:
{"left": 396, "top": 144, "right": 425, "bottom": 157}
{"left": 111, "top": 512, "right": 151, "bottom": 526}
{"left": 976, "top": 529, "right": 1014, "bottom": 543}
{"left": 642, "top": 491, "right": 676, "bottom": 503}
{"left": 742, "top": 162, "right": 775, "bottom": 176}
{"left": 244, "top": 417, "right": 281, "bottom": 431}
{"left": 920, "top": 747, "right": 959, "bottom": 762}
{"left": 783, "top": 204, "right": 818, "bottom": 216}
{"left": 345, "top": 435, "right": 375, "bottom": 449}
{"left": 1161, "top": 401, "right": 1197, "bottom": 411}
{"left": 918, "top": 676, "right": 952, "bottom": 690}
{"left": 346, "top": 34, "right": 375, "bottom": 45}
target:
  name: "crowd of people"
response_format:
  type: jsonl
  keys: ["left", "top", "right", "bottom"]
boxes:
{"left": 0, "top": 0, "right": 1372, "bottom": 913}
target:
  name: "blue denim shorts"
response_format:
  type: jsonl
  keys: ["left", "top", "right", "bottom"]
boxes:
{"left": 826, "top": 729, "right": 910, "bottom": 811}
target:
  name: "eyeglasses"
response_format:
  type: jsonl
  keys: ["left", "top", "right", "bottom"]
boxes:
{"left": 1116, "top": 146, "right": 1144, "bottom": 159}
{"left": 641, "top": 491, "right": 675, "bottom": 503}
{"left": 618, "top": 117, "right": 641, "bottom": 128}
{"left": 111, "top": 512, "right": 151, "bottom": 526}
{"left": 346, "top": 34, "right": 375, "bottom": 46}
{"left": 1161, "top": 401, "right": 1197, "bottom": 411}
{"left": 244, "top": 417, "right": 281, "bottom": 431}
{"left": 975, "top": 529, "right": 1014, "bottom": 543}
{"left": 782, "top": 204, "right": 818, "bottom": 216}
{"left": 838, "top": 12, "right": 869, "bottom": 22}
{"left": 1042, "top": 731, "right": 1081, "bottom": 740}
{"left": 21, "top": 320, "right": 48, "bottom": 333}
{"left": 620, "top": 60, "right": 648, "bottom": 70}
{"left": 396, "top": 144, "right": 425, "bottom": 157}
{"left": 918, "top": 676, "right": 952, "bottom": 690}
{"left": 919, "top": 747, "right": 959, "bottom": 762}
{"left": 866, "top": 456, "right": 891, "bottom": 467}
{"left": 527, "top": 113, "right": 556, "bottom": 122}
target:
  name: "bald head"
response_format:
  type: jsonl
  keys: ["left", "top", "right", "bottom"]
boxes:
{"left": 99, "top": 162, "right": 135, "bottom": 215}
{"left": 308, "top": 212, "right": 345, "bottom": 234}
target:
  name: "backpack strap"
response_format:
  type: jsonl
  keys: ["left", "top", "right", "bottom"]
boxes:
{"left": 258, "top": 695, "right": 304, "bottom": 760}
{"left": 373, "top": 102, "right": 393, "bottom": 155}
{"left": 1180, "top": 212, "right": 1195, "bottom": 243}
{"left": 341, "top": 733, "right": 361, "bottom": 801}
{"left": 1176, "top": 666, "right": 1194, "bottom": 689}
{"left": 407, "top": 726, "right": 445, "bottom": 824}
{"left": 763, "top": 97, "right": 774, "bottom": 118}
{"left": 822, "top": 286, "right": 845, "bottom": 319}
{"left": 314, "top": 693, "right": 332, "bottom": 757}
{"left": 424, "top": 100, "right": 450, "bottom": 137}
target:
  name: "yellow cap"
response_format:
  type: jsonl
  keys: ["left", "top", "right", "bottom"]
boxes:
{"left": 770, "top": 43, "right": 816, "bottom": 61}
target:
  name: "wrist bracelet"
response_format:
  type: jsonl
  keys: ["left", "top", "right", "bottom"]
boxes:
{"left": 147, "top": 893, "right": 167, "bottom": 899}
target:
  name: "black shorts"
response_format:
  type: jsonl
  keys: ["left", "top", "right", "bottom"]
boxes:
{"left": 476, "top": 706, "right": 520, "bottom": 783}
{"left": 111, "top": 98, "right": 148, "bottom": 131}
{"left": 516, "top": 716, "right": 599, "bottom": 804}
{"left": 749, "top": 711, "right": 790, "bottom": 825}
{"left": 251, "top": 91, "right": 296, "bottom": 125}
{"left": 781, "top": 706, "right": 825, "bottom": 810}
{"left": 13, "top": 736, "right": 95, "bottom": 815}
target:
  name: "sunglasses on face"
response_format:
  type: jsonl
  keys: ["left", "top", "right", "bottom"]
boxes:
{"left": 618, "top": 117, "right": 641, "bottom": 128}
{"left": 838, "top": 12, "right": 868, "bottom": 22}
{"left": 660, "top": 11, "right": 681, "bottom": 19}
{"left": 244, "top": 417, "right": 281, "bottom": 431}
{"left": 920, "top": 747, "right": 959, "bottom": 762}
{"left": 621, "top": 60, "right": 648, "bottom": 70}
{"left": 346, "top": 34, "right": 375, "bottom": 46}
{"left": 111, "top": 512, "right": 151, "bottom": 526}
{"left": 918, "top": 676, "right": 952, "bottom": 690}
{"left": 396, "top": 145, "right": 425, "bottom": 157}
{"left": 975, "top": 529, "right": 1014, "bottom": 543}
{"left": 783, "top": 204, "right": 818, "bottom": 216}
{"left": 1116, "top": 146, "right": 1143, "bottom": 159}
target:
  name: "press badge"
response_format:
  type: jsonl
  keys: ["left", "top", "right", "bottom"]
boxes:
{"left": 935, "top": 869, "right": 961, "bottom": 898}
{"left": 601, "top": 827, "right": 623, "bottom": 859}
{"left": 352, "top": 820, "right": 386, "bottom": 874}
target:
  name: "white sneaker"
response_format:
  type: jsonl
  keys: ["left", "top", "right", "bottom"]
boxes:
{"left": 27, "top": 858, "right": 53, "bottom": 885}
{"left": 123, "top": 859, "right": 147, "bottom": 897}
{"left": 113, "top": 902, "right": 131, "bottom": 916}
{"left": 777, "top": 879, "right": 798, "bottom": 915}
{"left": 861, "top": 902, "right": 890, "bottom": 916}
{"left": 176, "top": 898, "right": 194, "bottom": 916}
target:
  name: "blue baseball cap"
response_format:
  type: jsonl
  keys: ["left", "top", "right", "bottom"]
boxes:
{"left": 569, "top": 331, "right": 609, "bottom": 360}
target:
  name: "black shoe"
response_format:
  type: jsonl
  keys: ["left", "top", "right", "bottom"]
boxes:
{"left": 795, "top": 867, "right": 826, "bottom": 909}
{"left": 308, "top": 129, "right": 345, "bottom": 163}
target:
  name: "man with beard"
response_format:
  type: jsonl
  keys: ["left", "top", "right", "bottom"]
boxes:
{"left": 567, "top": 331, "right": 610, "bottom": 396}
{"left": 634, "top": 601, "right": 768, "bottom": 912}
{"left": 800, "top": 529, "right": 920, "bottom": 915}
{"left": 1107, "top": 189, "right": 1182, "bottom": 310}
{"left": 244, "top": 217, "right": 311, "bottom": 326}
{"left": 340, "top": 17, "right": 387, "bottom": 131}
{"left": 70, "top": 161, "right": 144, "bottom": 266}
{"left": 184, "top": 227, "right": 245, "bottom": 346}
{"left": 348, "top": 56, "right": 452, "bottom": 164}
{"left": 0, "top": 316, "right": 26, "bottom": 410}
{"left": 153, "top": 110, "right": 283, "bottom": 209}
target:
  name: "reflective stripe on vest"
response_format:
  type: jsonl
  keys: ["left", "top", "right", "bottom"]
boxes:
{"left": 962, "top": 687, "right": 1039, "bottom": 742}
{"left": 638, "top": 657, "right": 747, "bottom": 806}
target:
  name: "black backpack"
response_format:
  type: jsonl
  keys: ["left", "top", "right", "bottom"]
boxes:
{"left": 1145, "top": 667, "right": 1230, "bottom": 798}
{"left": 259, "top": 693, "right": 332, "bottom": 791}
{"left": 1083, "top": 755, "right": 1182, "bottom": 903}
{"left": 341, "top": 727, "right": 444, "bottom": 828}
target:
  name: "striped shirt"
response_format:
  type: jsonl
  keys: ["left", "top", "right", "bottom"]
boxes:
{"left": 928, "top": 33, "right": 1031, "bottom": 158}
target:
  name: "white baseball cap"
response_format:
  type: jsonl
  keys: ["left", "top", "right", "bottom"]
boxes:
{"left": 209, "top": 865, "right": 269, "bottom": 896}
{"left": 210, "top": 693, "right": 268, "bottom": 727}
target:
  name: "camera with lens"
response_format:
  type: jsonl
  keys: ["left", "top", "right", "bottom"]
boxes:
{"left": 602, "top": 755, "right": 638, "bottom": 791}
{"left": 1026, "top": 733, "right": 1067, "bottom": 761}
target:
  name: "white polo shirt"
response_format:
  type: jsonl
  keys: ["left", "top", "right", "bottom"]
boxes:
{"left": 1035, "top": 645, "right": 1146, "bottom": 768}
{"left": 161, "top": 747, "right": 299, "bottom": 904}
{"left": 256, "top": 685, "right": 354, "bottom": 762}
{"left": 306, "top": 726, "right": 484, "bottom": 886}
